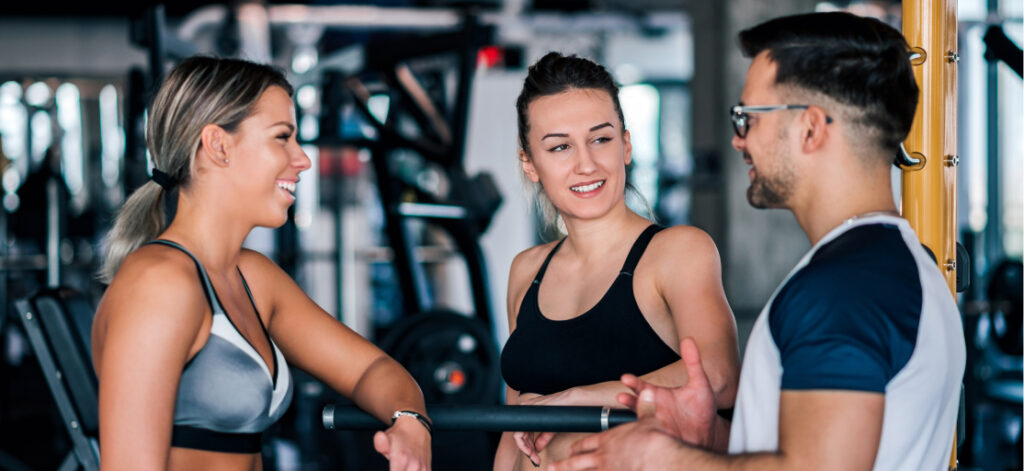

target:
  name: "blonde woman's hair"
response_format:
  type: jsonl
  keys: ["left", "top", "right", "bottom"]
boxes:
{"left": 99, "top": 56, "right": 292, "bottom": 282}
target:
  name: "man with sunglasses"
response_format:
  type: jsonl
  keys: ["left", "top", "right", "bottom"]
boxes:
{"left": 550, "top": 11, "right": 965, "bottom": 471}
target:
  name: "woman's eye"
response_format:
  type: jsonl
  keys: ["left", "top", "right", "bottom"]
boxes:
{"left": 548, "top": 144, "right": 569, "bottom": 152}
{"left": 593, "top": 136, "right": 612, "bottom": 144}
{"left": 277, "top": 134, "right": 292, "bottom": 141}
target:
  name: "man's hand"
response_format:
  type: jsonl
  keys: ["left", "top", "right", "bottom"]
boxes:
{"left": 547, "top": 387, "right": 686, "bottom": 471}
{"left": 616, "top": 337, "right": 720, "bottom": 449}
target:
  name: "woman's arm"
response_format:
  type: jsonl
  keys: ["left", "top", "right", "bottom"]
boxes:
{"left": 652, "top": 226, "right": 739, "bottom": 408}
{"left": 519, "top": 227, "right": 739, "bottom": 410}
{"left": 92, "top": 248, "right": 208, "bottom": 470}
{"left": 240, "top": 251, "right": 430, "bottom": 467}
{"left": 494, "top": 386, "right": 525, "bottom": 471}
{"left": 494, "top": 248, "right": 547, "bottom": 471}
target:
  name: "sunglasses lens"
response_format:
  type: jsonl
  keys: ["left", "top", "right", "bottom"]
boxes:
{"left": 731, "top": 113, "right": 746, "bottom": 138}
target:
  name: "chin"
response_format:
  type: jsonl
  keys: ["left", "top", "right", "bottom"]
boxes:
{"left": 255, "top": 213, "right": 290, "bottom": 229}
{"left": 562, "top": 207, "right": 614, "bottom": 222}
{"left": 746, "top": 187, "right": 787, "bottom": 210}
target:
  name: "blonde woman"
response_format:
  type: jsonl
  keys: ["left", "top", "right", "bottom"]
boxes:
{"left": 92, "top": 57, "right": 431, "bottom": 470}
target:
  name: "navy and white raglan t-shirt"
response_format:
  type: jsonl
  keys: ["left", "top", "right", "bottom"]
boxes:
{"left": 729, "top": 214, "right": 965, "bottom": 470}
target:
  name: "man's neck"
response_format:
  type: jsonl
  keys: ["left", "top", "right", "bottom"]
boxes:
{"left": 789, "top": 163, "right": 899, "bottom": 246}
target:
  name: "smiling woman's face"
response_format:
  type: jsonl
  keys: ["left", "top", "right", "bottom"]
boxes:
{"left": 225, "top": 85, "right": 311, "bottom": 228}
{"left": 521, "top": 88, "right": 632, "bottom": 223}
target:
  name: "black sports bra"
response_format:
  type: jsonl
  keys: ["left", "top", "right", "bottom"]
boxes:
{"left": 500, "top": 225, "right": 680, "bottom": 395}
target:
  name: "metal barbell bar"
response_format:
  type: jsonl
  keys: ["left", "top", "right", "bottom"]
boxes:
{"left": 323, "top": 404, "right": 637, "bottom": 433}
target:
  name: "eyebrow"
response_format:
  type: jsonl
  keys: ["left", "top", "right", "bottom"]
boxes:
{"left": 541, "top": 122, "right": 615, "bottom": 140}
{"left": 269, "top": 122, "right": 296, "bottom": 132}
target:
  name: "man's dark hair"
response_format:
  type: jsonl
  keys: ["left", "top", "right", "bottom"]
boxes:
{"left": 739, "top": 12, "right": 918, "bottom": 153}
{"left": 515, "top": 52, "right": 625, "bottom": 155}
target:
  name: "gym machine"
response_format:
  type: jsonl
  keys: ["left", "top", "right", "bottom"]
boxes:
{"left": 316, "top": 13, "right": 503, "bottom": 407}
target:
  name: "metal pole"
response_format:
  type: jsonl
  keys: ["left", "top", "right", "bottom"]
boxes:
{"left": 902, "top": 0, "right": 960, "bottom": 294}
{"left": 984, "top": 0, "right": 1003, "bottom": 271}
{"left": 46, "top": 179, "right": 60, "bottom": 288}
{"left": 900, "top": 1, "right": 959, "bottom": 469}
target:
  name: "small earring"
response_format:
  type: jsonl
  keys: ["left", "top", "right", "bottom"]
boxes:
{"left": 224, "top": 159, "right": 230, "bottom": 164}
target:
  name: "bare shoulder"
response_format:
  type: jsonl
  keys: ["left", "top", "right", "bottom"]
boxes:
{"left": 645, "top": 225, "right": 723, "bottom": 277}
{"left": 106, "top": 244, "right": 208, "bottom": 307}
{"left": 237, "top": 248, "right": 286, "bottom": 282}
{"left": 238, "top": 248, "right": 278, "bottom": 269}
{"left": 236, "top": 248, "right": 298, "bottom": 293}
{"left": 508, "top": 241, "right": 560, "bottom": 291}
{"left": 649, "top": 225, "right": 720, "bottom": 257}
{"left": 95, "top": 244, "right": 208, "bottom": 347}
{"left": 505, "top": 240, "right": 559, "bottom": 325}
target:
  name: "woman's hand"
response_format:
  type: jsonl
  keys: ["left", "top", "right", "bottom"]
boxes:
{"left": 513, "top": 389, "right": 585, "bottom": 465}
{"left": 374, "top": 415, "right": 432, "bottom": 471}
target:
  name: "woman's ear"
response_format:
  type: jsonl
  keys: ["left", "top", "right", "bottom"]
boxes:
{"left": 622, "top": 129, "right": 632, "bottom": 166}
{"left": 198, "top": 124, "right": 231, "bottom": 166}
{"left": 520, "top": 149, "right": 539, "bottom": 183}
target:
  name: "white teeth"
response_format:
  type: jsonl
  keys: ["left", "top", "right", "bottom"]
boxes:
{"left": 571, "top": 180, "right": 605, "bottom": 193}
{"left": 276, "top": 181, "right": 296, "bottom": 194}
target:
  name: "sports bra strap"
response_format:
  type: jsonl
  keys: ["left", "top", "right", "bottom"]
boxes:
{"left": 619, "top": 224, "right": 664, "bottom": 276}
{"left": 533, "top": 237, "right": 568, "bottom": 284}
{"left": 145, "top": 240, "right": 225, "bottom": 314}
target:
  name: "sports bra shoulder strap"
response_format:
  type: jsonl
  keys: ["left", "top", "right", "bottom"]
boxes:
{"left": 145, "top": 240, "right": 224, "bottom": 314}
{"left": 533, "top": 237, "right": 568, "bottom": 284}
{"left": 620, "top": 224, "right": 665, "bottom": 276}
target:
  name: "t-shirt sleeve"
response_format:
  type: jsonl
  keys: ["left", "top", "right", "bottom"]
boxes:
{"left": 768, "top": 267, "right": 899, "bottom": 393}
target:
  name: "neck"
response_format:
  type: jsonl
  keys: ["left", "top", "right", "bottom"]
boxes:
{"left": 789, "top": 164, "right": 898, "bottom": 246}
{"left": 559, "top": 202, "right": 651, "bottom": 261}
{"left": 159, "top": 188, "right": 254, "bottom": 274}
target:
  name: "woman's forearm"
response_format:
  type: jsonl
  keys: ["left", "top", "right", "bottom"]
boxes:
{"left": 350, "top": 355, "right": 428, "bottom": 423}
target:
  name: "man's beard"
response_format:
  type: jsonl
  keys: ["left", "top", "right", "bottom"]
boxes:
{"left": 745, "top": 150, "right": 795, "bottom": 209}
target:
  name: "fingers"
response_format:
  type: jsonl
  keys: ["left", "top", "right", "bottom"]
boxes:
{"left": 620, "top": 373, "right": 640, "bottom": 391}
{"left": 378, "top": 430, "right": 430, "bottom": 471}
{"left": 534, "top": 431, "right": 556, "bottom": 452}
{"left": 388, "top": 449, "right": 406, "bottom": 471}
{"left": 548, "top": 453, "right": 599, "bottom": 471}
{"left": 374, "top": 431, "right": 391, "bottom": 458}
{"left": 570, "top": 432, "right": 603, "bottom": 456}
{"left": 616, "top": 391, "right": 638, "bottom": 410}
{"left": 635, "top": 388, "right": 657, "bottom": 420}
{"left": 680, "top": 337, "right": 709, "bottom": 389}
{"left": 386, "top": 449, "right": 422, "bottom": 471}
{"left": 513, "top": 431, "right": 531, "bottom": 455}
{"left": 514, "top": 431, "right": 541, "bottom": 466}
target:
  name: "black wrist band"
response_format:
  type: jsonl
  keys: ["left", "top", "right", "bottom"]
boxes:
{"left": 391, "top": 410, "right": 432, "bottom": 434}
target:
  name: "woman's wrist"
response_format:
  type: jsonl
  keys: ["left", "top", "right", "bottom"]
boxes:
{"left": 391, "top": 410, "right": 432, "bottom": 435}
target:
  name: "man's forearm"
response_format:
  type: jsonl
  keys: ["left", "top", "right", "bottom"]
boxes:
{"left": 673, "top": 443, "right": 783, "bottom": 471}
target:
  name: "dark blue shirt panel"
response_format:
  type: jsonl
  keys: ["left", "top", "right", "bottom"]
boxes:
{"left": 769, "top": 224, "right": 922, "bottom": 392}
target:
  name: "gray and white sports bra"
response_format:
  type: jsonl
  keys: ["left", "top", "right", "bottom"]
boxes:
{"left": 147, "top": 240, "right": 293, "bottom": 454}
